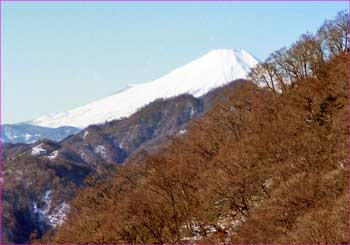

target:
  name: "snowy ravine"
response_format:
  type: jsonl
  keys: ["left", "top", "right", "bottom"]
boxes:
{"left": 31, "top": 49, "right": 258, "bottom": 128}
{"left": 32, "top": 190, "right": 70, "bottom": 228}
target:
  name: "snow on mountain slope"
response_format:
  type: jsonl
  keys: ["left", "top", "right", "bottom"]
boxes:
{"left": 31, "top": 49, "right": 258, "bottom": 128}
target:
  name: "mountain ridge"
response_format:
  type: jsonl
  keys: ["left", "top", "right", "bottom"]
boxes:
{"left": 30, "top": 49, "right": 258, "bottom": 128}
{"left": 1, "top": 81, "right": 248, "bottom": 243}
{"left": 1, "top": 124, "right": 81, "bottom": 144}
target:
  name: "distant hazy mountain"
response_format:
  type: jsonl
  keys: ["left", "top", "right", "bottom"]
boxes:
{"left": 1, "top": 124, "right": 81, "bottom": 144}
{"left": 31, "top": 49, "right": 258, "bottom": 128}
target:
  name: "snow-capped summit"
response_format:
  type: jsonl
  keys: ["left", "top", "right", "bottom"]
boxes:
{"left": 31, "top": 49, "right": 258, "bottom": 128}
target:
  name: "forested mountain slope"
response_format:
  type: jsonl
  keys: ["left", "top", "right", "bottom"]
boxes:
{"left": 1, "top": 80, "right": 246, "bottom": 244}
{"left": 45, "top": 52, "right": 349, "bottom": 244}
{"left": 44, "top": 11, "right": 350, "bottom": 244}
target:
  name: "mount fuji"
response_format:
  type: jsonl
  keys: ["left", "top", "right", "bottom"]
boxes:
{"left": 31, "top": 49, "right": 258, "bottom": 129}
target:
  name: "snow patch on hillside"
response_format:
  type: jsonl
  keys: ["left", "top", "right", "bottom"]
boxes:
{"left": 178, "top": 129, "right": 187, "bottom": 135}
{"left": 49, "top": 202, "right": 70, "bottom": 227}
{"left": 82, "top": 130, "right": 89, "bottom": 139}
{"left": 94, "top": 145, "right": 107, "bottom": 159}
{"left": 31, "top": 144, "right": 46, "bottom": 156}
{"left": 32, "top": 190, "right": 70, "bottom": 228}
{"left": 47, "top": 150, "right": 58, "bottom": 160}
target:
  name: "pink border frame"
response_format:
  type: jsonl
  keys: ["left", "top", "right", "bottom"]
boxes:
{"left": 0, "top": 1, "right": 349, "bottom": 244}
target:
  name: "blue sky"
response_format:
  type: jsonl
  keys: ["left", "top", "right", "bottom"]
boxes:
{"left": 2, "top": 2, "right": 348, "bottom": 124}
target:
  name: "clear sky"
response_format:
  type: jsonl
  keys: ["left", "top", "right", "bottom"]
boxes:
{"left": 2, "top": 1, "right": 348, "bottom": 124}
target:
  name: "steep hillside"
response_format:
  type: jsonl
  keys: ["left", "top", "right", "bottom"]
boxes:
{"left": 45, "top": 52, "right": 349, "bottom": 244}
{"left": 42, "top": 11, "right": 350, "bottom": 243}
{"left": 2, "top": 86, "right": 241, "bottom": 243}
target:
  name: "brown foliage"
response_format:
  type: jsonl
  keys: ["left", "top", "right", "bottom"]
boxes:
{"left": 42, "top": 11, "right": 350, "bottom": 244}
